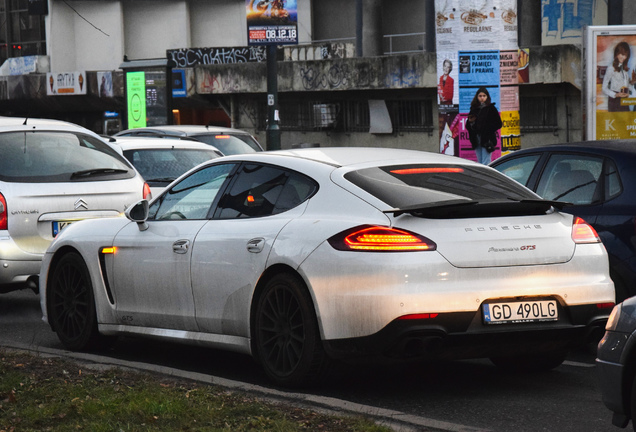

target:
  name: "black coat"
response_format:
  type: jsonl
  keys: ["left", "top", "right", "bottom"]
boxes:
{"left": 467, "top": 103, "right": 502, "bottom": 151}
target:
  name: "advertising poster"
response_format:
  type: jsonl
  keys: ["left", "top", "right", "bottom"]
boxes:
{"left": 246, "top": 0, "right": 298, "bottom": 45}
{"left": 126, "top": 71, "right": 146, "bottom": 129}
{"left": 458, "top": 50, "right": 501, "bottom": 161}
{"left": 435, "top": 0, "right": 519, "bottom": 164}
{"left": 585, "top": 26, "right": 636, "bottom": 140}
{"left": 46, "top": 71, "right": 86, "bottom": 96}
{"left": 97, "top": 71, "right": 113, "bottom": 98}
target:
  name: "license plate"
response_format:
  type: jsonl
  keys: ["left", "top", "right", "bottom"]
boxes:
{"left": 52, "top": 221, "right": 73, "bottom": 237}
{"left": 483, "top": 300, "right": 558, "bottom": 324}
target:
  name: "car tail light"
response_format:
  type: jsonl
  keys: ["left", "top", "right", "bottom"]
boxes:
{"left": 215, "top": 135, "right": 230, "bottom": 139}
{"left": 142, "top": 182, "right": 152, "bottom": 200}
{"left": 596, "top": 302, "right": 615, "bottom": 310}
{"left": 571, "top": 217, "right": 600, "bottom": 243}
{"left": 390, "top": 167, "right": 464, "bottom": 175}
{"left": 397, "top": 313, "right": 439, "bottom": 320}
{"left": 328, "top": 225, "right": 436, "bottom": 252}
{"left": 0, "top": 193, "right": 6, "bottom": 230}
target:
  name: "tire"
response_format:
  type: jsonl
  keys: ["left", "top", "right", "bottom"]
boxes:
{"left": 253, "top": 273, "right": 326, "bottom": 387}
{"left": 47, "top": 252, "right": 102, "bottom": 351}
{"left": 490, "top": 350, "right": 568, "bottom": 372}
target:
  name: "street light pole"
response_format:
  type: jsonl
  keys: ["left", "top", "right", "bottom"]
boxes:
{"left": 266, "top": 44, "right": 280, "bottom": 150}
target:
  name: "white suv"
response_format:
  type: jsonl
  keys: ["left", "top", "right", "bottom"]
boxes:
{"left": 0, "top": 117, "right": 149, "bottom": 294}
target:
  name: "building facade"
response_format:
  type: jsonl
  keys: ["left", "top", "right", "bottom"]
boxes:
{"left": 0, "top": 0, "right": 633, "bottom": 153}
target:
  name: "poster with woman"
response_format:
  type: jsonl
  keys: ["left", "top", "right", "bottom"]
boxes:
{"left": 588, "top": 28, "right": 636, "bottom": 140}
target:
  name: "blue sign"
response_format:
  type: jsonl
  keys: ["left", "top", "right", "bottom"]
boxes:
{"left": 172, "top": 69, "right": 186, "bottom": 98}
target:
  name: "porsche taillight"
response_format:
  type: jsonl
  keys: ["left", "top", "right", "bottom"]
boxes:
{"left": 0, "top": 193, "right": 6, "bottom": 230}
{"left": 328, "top": 226, "right": 436, "bottom": 252}
{"left": 142, "top": 182, "right": 152, "bottom": 200}
{"left": 572, "top": 217, "right": 600, "bottom": 244}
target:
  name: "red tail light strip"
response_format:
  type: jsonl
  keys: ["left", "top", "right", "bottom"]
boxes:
{"left": 335, "top": 226, "right": 437, "bottom": 252}
{"left": 398, "top": 313, "right": 439, "bottom": 320}
{"left": 390, "top": 167, "right": 464, "bottom": 175}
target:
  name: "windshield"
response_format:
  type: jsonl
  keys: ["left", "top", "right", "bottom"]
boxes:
{"left": 0, "top": 131, "right": 134, "bottom": 182}
{"left": 344, "top": 164, "right": 539, "bottom": 209}
{"left": 193, "top": 133, "right": 262, "bottom": 155}
{"left": 124, "top": 148, "right": 219, "bottom": 186}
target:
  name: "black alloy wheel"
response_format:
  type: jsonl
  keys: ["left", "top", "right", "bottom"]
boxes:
{"left": 254, "top": 273, "right": 325, "bottom": 387}
{"left": 48, "top": 252, "right": 101, "bottom": 351}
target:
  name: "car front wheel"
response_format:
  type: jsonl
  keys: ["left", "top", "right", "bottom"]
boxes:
{"left": 253, "top": 273, "right": 326, "bottom": 387}
{"left": 47, "top": 252, "right": 102, "bottom": 351}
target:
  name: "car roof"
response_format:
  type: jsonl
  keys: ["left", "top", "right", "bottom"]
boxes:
{"left": 495, "top": 140, "right": 636, "bottom": 160}
{"left": 0, "top": 116, "right": 99, "bottom": 134}
{"left": 108, "top": 136, "right": 222, "bottom": 152}
{"left": 222, "top": 147, "right": 481, "bottom": 169}
{"left": 116, "top": 125, "right": 252, "bottom": 136}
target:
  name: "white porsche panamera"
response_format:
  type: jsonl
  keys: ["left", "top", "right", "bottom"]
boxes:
{"left": 40, "top": 147, "right": 615, "bottom": 387}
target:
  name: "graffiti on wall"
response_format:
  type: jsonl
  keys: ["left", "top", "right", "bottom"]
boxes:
{"left": 168, "top": 46, "right": 267, "bottom": 67}
{"left": 542, "top": 0, "right": 598, "bottom": 44}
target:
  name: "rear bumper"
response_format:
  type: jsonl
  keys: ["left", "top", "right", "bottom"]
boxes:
{"left": 323, "top": 304, "right": 609, "bottom": 362}
{"left": 0, "top": 258, "right": 41, "bottom": 292}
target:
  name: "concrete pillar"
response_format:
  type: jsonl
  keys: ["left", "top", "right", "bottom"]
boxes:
{"left": 518, "top": 0, "right": 542, "bottom": 47}
{"left": 362, "top": 0, "right": 383, "bottom": 57}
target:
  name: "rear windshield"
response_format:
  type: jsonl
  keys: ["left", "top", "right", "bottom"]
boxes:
{"left": 124, "top": 148, "right": 219, "bottom": 186}
{"left": 0, "top": 131, "right": 134, "bottom": 183}
{"left": 345, "top": 164, "right": 538, "bottom": 209}
{"left": 193, "top": 134, "right": 262, "bottom": 155}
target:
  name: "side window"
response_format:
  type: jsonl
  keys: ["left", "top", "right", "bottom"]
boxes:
{"left": 536, "top": 154, "right": 603, "bottom": 204}
{"left": 148, "top": 163, "right": 235, "bottom": 220}
{"left": 217, "top": 164, "right": 317, "bottom": 218}
{"left": 491, "top": 154, "right": 541, "bottom": 186}
{"left": 605, "top": 159, "right": 622, "bottom": 199}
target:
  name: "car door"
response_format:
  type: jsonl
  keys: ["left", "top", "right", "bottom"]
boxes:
{"left": 110, "top": 162, "right": 237, "bottom": 330}
{"left": 190, "top": 163, "right": 317, "bottom": 337}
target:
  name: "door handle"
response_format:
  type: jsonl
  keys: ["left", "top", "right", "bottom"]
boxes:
{"left": 173, "top": 239, "right": 190, "bottom": 254}
{"left": 247, "top": 237, "right": 265, "bottom": 253}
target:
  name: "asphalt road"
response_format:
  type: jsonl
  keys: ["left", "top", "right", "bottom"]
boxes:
{"left": 0, "top": 289, "right": 619, "bottom": 432}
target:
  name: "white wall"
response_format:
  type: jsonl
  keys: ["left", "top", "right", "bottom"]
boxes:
{"left": 123, "top": 1, "right": 191, "bottom": 59}
{"left": 48, "top": 1, "right": 124, "bottom": 72}
{"left": 47, "top": 0, "right": 312, "bottom": 71}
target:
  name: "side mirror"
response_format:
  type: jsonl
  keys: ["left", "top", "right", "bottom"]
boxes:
{"left": 125, "top": 200, "right": 149, "bottom": 231}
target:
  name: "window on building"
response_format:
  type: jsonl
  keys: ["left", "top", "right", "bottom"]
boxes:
{"left": 388, "top": 100, "right": 434, "bottom": 132}
{"left": 0, "top": 0, "right": 46, "bottom": 65}
{"left": 263, "top": 98, "right": 432, "bottom": 134}
{"left": 520, "top": 96, "right": 558, "bottom": 132}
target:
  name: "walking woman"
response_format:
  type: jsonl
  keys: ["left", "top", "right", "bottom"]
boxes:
{"left": 466, "top": 87, "right": 502, "bottom": 165}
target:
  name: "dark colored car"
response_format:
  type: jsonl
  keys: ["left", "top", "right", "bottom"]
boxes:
{"left": 114, "top": 125, "right": 263, "bottom": 156}
{"left": 490, "top": 140, "right": 636, "bottom": 302}
{"left": 597, "top": 297, "right": 636, "bottom": 430}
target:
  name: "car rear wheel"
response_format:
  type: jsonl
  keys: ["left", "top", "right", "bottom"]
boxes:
{"left": 489, "top": 350, "right": 568, "bottom": 372}
{"left": 48, "top": 252, "right": 102, "bottom": 351}
{"left": 254, "top": 273, "right": 326, "bottom": 387}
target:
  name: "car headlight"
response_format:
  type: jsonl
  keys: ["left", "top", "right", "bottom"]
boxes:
{"left": 606, "top": 303, "right": 623, "bottom": 331}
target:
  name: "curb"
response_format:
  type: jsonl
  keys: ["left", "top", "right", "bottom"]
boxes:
{"left": 0, "top": 342, "right": 490, "bottom": 432}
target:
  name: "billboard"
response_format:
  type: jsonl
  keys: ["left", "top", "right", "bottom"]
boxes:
{"left": 246, "top": 0, "right": 298, "bottom": 45}
{"left": 585, "top": 26, "right": 636, "bottom": 140}
{"left": 435, "top": 0, "right": 519, "bottom": 163}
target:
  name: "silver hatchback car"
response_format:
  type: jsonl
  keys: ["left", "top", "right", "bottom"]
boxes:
{"left": 0, "top": 117, "right": 149, "bottom": 293}
{"left": 114, "top": 125, "right": 263, "bottom": 155}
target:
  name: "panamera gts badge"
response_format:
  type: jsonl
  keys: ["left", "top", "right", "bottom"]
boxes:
{"left": 74, "top": 199, "right": 88, "bottom": 210}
